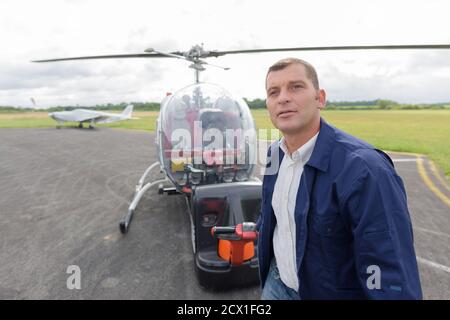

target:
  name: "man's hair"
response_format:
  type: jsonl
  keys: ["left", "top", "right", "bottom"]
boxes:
{"left": 266, "top": 58, "right": 320, "bottom": 90}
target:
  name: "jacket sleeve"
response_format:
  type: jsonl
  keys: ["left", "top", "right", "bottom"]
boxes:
{"left": 341, "top": 154, "right": 422, "bottom": 299}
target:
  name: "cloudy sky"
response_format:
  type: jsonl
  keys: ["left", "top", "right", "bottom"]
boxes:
{"left": 1, "top": 0, "right": 450, "bottom": 108}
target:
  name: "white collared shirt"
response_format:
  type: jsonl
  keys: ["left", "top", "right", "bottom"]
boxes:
{"left": 271, "top": 132, "right": 319, "bottom": 291}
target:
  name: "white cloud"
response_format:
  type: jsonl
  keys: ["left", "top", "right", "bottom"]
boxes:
{"left": 0, "top": 0, "right": 449, "bottom": 108}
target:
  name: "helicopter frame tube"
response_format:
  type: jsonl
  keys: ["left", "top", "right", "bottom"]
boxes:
{"left": 119, "top": 161, "right": 169, "bottom": 234}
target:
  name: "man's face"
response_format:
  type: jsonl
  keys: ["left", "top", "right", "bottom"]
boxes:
{"left": 265, "top": 63, "right": 325, "bottom": 135}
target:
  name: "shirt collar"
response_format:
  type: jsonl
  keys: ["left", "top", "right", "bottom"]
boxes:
{"left": 279, "top": 131, "right": 319, "bottom": 165}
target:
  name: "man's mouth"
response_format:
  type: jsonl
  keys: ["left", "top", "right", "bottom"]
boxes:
{"left": 277, "top": 110, "right": 297, "bottom": 118}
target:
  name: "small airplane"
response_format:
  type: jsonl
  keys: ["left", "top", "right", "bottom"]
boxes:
{"left": 48, "top": 104, "right": 135, "bottom": 129}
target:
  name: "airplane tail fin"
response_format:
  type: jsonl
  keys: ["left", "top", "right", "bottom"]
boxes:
{"left": 121, "top": 104, "right": 134, "bottom": 118}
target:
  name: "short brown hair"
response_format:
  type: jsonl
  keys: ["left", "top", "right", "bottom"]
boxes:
{"left": 266, "top": 58, "right": 320, "bottom": 90}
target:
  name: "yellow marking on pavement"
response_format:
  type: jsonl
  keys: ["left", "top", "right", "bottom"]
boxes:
{"left": 429, "top": 160, "right": 450, "bottom": 191}
{"left": 416, "top": 157, "right": 450, "bottom": 207}
{"left": 383, "top": 150, "right": 424, "bottom": 157}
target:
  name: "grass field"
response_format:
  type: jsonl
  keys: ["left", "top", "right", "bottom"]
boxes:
{"left": 0, "top": 111, "right": 159, "bottom": 130}
{"left": 1, "top": 109, "right": 449, "bottom": 180}
{"left": 255, "top": 109, "right": 450, "bottom": 180}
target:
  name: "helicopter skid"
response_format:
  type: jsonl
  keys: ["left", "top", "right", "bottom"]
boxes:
{"left": 120, "top": 161, "right": 168, "bottom": 234}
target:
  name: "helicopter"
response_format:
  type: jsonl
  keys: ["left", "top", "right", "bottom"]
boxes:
{"left": 33, "top": 43, "right": 450, "bottom": 289}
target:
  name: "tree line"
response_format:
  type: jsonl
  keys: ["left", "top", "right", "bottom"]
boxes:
{"left": 1, "top": 99, "right": 449, "bottom": 112}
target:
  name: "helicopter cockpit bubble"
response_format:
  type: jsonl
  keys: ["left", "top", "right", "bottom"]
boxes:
{"left": 157, "top": 82, "right": 257, "bottom": 189}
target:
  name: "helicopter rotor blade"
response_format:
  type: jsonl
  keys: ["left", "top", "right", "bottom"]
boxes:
{"left": 32, "top": 44, "right": 450, "bottom": 63}
{"left": 205, "top": 44, "right": 450, "bottom": 57}
{"left": 32, "top": 53, "right": 174, "bottom": 63}
{"left": 144, "top": 48, "right": 191, "bottom": 61}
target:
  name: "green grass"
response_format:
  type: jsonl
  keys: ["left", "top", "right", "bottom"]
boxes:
{"left": 0, "top": 111, "right": 159, "bottom": 130}
{"left": 324, "top": 110, "right": 450, "bottom": 181}
{"left": 1, "top": 109, "right": 448, "bottom": 181}
{"left": 252, "top": 109, "right": 450, "bottom": 181}
{"left": 101, "top": 112, "right": 158, "bottom": 131}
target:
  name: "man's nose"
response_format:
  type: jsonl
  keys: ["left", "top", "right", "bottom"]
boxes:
{"left": 277, "top": 88, "right": 291, "bottom": 104}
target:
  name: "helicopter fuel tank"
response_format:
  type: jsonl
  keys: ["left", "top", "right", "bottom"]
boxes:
{"left": 156, "top": 83, "right": 257, "bottom": 192}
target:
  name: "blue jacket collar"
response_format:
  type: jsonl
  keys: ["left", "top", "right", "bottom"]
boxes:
{"left": 305, "top": 117, "right": 335, "bottom": 172}
{"left": 274, "top": 117, "right": 335, "bottom": 173}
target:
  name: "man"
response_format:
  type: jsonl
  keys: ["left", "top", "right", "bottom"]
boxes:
{"left": 257, "top": 58, "right": 422, "bottom": 299}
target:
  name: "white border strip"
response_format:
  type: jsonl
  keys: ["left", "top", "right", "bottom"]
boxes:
{"left": 392, "top": 158, "right": 418, "bottom": 162}
{"left": 414, "top": 226, "right": 450, "bottom": 238}
{"left": 416, "top": 256, "right": 450, "bottom": 274}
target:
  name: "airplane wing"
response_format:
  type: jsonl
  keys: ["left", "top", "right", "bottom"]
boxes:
{"left": 50, "top": 106, "right": 134, "bottom": 124}
{"left": 70, "top": 110, "right": 108, "bottom": 122}
{"left": 49, "top": 109, "right": 107, "bottom": 123}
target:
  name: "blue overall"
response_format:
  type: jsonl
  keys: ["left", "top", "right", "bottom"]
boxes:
{"left": 257, "top": 118, "right": 422, "bottom": 299}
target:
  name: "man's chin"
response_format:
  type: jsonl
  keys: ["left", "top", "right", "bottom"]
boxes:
{"left": 276, "top": 125, "right": 303, "bottom": 135}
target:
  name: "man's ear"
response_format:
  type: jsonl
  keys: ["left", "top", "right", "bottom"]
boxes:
{"left": 316, "top": 89, "right": 326, "bottom": 110}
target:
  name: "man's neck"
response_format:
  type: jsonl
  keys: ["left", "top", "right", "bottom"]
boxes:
{"left": 283, "top": 119, "right": 320, "bottom": 155}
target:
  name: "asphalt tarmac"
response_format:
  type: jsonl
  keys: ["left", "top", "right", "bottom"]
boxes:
{"left": 0, "top": 127, "right": 448, "bottom": 299}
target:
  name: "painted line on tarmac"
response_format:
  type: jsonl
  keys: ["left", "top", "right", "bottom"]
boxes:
{"left": 416, "top": 257, "right": 450, "bottom": 274}
{"left": 416, "top": 157, "right": 450, "bottom": 207}
{"left": 429, "top": 160, "right": 450, "bottom": 192}
{"left": 414, "top": 226, "right": 450, "bottom": 239}
{"left": 384, "top": 150, "right": 424, "bottom": 158}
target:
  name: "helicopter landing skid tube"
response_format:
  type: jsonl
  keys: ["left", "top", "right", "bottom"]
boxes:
{"left": 119, "top": 162, "right": 168, "bottom": 234}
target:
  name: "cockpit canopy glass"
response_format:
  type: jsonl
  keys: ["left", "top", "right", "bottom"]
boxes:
{"left": 158, "top": 83, "right": 257, "bottom": 187}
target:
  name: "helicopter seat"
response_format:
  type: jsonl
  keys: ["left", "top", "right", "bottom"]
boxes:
{"left": 163, "top": 106, "right": 201, "bottom": 173}
{"left": 199, "top": 109, "right": 245, "bottom": 167}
